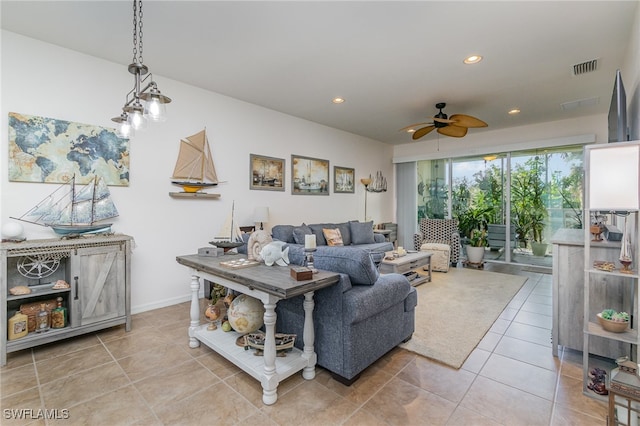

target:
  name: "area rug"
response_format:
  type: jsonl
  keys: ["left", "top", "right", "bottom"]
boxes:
{"left": 400, "top": 267, "right": 528, "bottom": 369}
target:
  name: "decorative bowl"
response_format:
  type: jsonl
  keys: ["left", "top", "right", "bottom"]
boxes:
{"left": 597, "top": 313, "right": 629, "bottom": 333}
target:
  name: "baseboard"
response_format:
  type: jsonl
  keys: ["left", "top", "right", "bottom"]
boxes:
{"left": 131, "top": 293, "right": 197, "bottom": 314}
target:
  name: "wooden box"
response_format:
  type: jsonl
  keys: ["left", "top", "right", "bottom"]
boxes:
{"left": 290, "top": 266, "right": 312, "bottom": 281}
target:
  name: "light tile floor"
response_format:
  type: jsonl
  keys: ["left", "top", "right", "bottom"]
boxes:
{"left": 1, "top": 263, "right": 608, "bottom": 425}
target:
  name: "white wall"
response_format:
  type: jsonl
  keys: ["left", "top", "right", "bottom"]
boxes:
{"left": 0, "top": 31, "right": 395, "bottom": 312}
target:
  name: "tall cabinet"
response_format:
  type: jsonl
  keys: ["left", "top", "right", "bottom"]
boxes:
{"left": 1, "top": 234, "right": 132, "bottom": 366}
{"left": 583, "top": 141, "right": 640, "bottom": 397}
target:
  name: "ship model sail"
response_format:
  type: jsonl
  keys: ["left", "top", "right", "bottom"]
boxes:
{"left": 171, "top": 129, "right": 219, "bottom": 193}
{"left": 209, "top": 200, "right": 244, "bottom": 251}
{"left": 11, "top": 175, "right": 118, "bottom": 236}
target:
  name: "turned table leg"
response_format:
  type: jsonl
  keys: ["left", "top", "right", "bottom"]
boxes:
{"left": 261, "top": 301, "right": 278, "bottom": 405}
{"left": 188, "top": 274, "right": 201, "bottom": 349}
{"left": 302, "top": 291, "right": 317, "bottom": 380}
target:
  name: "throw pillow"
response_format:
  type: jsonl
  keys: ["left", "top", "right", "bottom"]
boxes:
{"left": 349, "top": 220, "right": 375, "bottom": 245}
{"left": 292, "top": 224, "right": 312, "bottom": 245}
{"left": 322, "top": 228, "right": 344, "bottom": 246}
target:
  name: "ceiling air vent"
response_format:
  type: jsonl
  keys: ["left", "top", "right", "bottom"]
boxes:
{"left": 572, "top": 59, "right": 598, "bottom": 76}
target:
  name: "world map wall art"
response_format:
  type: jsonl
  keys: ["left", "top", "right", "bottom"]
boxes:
{"left": 8, "top": 112, "right": 130, "bottom": 186}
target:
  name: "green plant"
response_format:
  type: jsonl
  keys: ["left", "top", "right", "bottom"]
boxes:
{"left": 468, "top": 229, "right": 489, "bottom": 247}
{"left": 209, "top": 284, "right": 226, "bottom": 304}
{"left": 601, "top": 309, "right": 630, "bottom": 322}
{"left": 456, "top": 205, "right": 491, "bottom": 240}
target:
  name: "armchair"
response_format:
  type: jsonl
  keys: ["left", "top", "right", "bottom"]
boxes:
{"left": 413, "top": 218, "right": 460, "bottom": 265}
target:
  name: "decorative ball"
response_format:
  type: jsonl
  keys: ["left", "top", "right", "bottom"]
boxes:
{"left": 2, "top": 222, "right": 24, "bottom": 239}
{"left": 227, "top": 294, "right": 265, "bottom": 333}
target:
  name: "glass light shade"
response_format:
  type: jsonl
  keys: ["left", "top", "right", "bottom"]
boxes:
{"left": 116, "top": 121, "right": 134, "bottom": 139}
{"left": 128, "top": 109, "right": 147, "bottom": 130}
{"left": 588, "top": 143, "right": 640, "bottom": 210}
{"left": 144, "top": 97, "right": 167, "bottom": 122}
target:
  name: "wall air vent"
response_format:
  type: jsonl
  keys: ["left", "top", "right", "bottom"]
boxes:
{"left": 572, "top": 59, "right": 598, "bottom": 76}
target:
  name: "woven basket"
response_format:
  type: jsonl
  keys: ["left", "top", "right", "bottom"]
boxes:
{"left": 597, "top": 313, "right": 629, "bottom": 333}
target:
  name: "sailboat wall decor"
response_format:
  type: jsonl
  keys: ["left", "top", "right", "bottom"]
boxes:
{"left": 169, "top": 129, "right": 221, "bottom": 198}
{"left": 11, "top": 175, "right": 118, "bottom": 236}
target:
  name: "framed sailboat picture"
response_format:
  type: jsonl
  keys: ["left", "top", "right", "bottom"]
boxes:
{"left": 291, "top": 155, "right": 329, "bottom": 196}
{"left": 250, "top": 154, "right": 285, "bottom": 191}
{"left": 334, "top": 166, "right": 355, "bottom": 193}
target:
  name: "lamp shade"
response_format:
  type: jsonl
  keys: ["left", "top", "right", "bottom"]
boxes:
{"left": 253, "top": 206, "right": 269, "bottom": 223}
{"left": 588, "top": 142, "right": 640, "bottom": 211}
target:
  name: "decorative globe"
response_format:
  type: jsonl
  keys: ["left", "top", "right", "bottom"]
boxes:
{"left": 227, "top": 294, "right": 265, "bottom": 333}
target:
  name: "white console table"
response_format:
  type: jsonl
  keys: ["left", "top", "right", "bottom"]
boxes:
{"left": 176, "top": 254, "right": 339, "bottom": 405}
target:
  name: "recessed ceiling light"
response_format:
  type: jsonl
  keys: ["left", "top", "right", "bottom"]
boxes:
{"left": 406, "top": 128, "right": 415, "bottom": 133}
{"left": 332, "top": 97, "right": 345, "bottom": 104}
{"left": 508, "top": 108, "right": 521, "bottom": 115}
{"left": 464, "top": 55, "right": 482, "bottom": 64}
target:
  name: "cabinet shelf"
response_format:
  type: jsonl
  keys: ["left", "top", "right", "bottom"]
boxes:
{"left": 585, "top": 321, "right": 638, "bottom": 344}
{"left": 587, "top": 269, "right": 640, "bottom": 279}
{"left": 7, "top": 284, "right": 71, "bottom": 302}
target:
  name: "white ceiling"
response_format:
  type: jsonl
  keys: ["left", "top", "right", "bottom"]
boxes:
{"left": 1, "top": 1, "right": 638, "bottom": 145}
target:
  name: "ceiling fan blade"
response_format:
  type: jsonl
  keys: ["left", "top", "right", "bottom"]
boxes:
{"left": 433, "top": 117, "right": 455, "bottom": 124}
{"left": 412, "top": 125, "right": 436, "bottom": 140}
{"left": 399, "top": 122, "right": 432, "bottom": 132}
{"left": 449, "top": 114, "right": 488, "bottom": 128}
{"left": 438, "top": 125, "right": 468, "bottom": 138}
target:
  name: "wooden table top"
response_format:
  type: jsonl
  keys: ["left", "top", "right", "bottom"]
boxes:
{"left": 176, "top": 254, "right": 340, "bottom": 299}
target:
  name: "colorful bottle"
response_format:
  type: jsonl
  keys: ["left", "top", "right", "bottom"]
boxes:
{"left": 8, "top": 312, "right": 28, "bottom": 340}
{"left": 51, "top": 297, "right": 67, "bottom": 329}
{"left": 36, "top": 303, "right": 50, "bottom": 332}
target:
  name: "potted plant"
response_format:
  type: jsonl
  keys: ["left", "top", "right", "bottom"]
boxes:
{"left": 530, "top": 208, "right": 548, "bottom": 256}
{"left": 466, "top": 229, "right": 488, "bottom": 264}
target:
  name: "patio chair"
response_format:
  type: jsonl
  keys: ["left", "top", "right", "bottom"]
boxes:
{"left": 413, "top": 218, "right": 460, "bottom": 265}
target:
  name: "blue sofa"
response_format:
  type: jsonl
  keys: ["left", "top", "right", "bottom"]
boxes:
{"left": 271, "top": 220, "right": 393, "bottom": 262}
{"left": 275, "top": 244, "right": 417, "bottom": 384}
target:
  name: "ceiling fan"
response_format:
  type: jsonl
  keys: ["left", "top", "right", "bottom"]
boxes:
{"left": 401, "top": 102, "right": 488, "bottom": 140}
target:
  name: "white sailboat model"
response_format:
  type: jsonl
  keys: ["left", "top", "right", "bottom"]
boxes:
{"left": 12, "top": 175, "right": 118, "bottom": 236}
{"left": 209, "top": 201, "right": 244, "bottom": 252}
{"left": 171, "top": 129, "right": 219, "bottom": 193}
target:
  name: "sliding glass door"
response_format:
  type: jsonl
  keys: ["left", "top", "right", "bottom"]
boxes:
{"left": 415, "top": 145, "right": 583, "bottom": 268}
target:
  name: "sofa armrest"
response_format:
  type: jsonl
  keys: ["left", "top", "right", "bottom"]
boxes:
{"left": 343, "top": 274, "right": 412, "bottom": 325}
{"left": 373, "top": 233, "right": 385, "bottom": 243}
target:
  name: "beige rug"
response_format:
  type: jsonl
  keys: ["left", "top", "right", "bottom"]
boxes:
{"left": 400, "top": 267, "right": 527, "bottom": 369}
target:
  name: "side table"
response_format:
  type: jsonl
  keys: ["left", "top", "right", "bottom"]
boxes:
{"left": 379, "top": 251, "right": 432, "bottom": 286}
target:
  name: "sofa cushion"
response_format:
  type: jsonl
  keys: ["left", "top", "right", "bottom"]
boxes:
{"left": 349, "top": 220, "right": 375, "bottom": 245}
{"left": 292, "top": 224, "right": 313, "bottom": 245}
{"left": 288, "top": 245, "right": 379, "bottom": 285}
{"left": 322, "top": 228, "right": 344, "bottom": 246}
{"left": 308, "top": 223, "right": 332, "bottom": 245}
{"left": 336, "top": 222, "right": 352, "bottom": 246}
{"left": 271, "top": 225, "right": 295, "bottom": 243}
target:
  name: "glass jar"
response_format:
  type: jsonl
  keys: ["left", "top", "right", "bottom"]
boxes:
{"left": 51, "top": 297, "right": 67, "bottom": 329}
{"left": 36, "top": 303, "right": 50, "bottom": 332}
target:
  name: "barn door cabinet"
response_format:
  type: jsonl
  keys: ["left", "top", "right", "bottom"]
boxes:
{"left": 1, "top": 234, "right": 132, "bottom": 366}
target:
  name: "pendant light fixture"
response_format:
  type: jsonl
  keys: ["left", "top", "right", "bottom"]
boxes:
{"left": 112, "top": 0, "right": 171, "bottom": 138}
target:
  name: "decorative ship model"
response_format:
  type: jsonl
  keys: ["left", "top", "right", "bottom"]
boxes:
{"left": 171, "top": 129, "right": 219, "bottom": 193}
{"left": 11, "top": 175, "right": 118, "bottom": 236}
{"left": 209, "top": 201, "right": 244, "bottom": 251}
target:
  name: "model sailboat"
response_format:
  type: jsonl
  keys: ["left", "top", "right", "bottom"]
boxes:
{"left": 171, "top": 129, "right": 219, "bottom": 193}
{"left": 209, "top": 201, "right": 244, "bottom": 251}
{"left": 11, "top": 175, "right": 118, "bottom": 236}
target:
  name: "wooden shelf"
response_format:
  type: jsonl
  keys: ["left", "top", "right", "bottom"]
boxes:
{"left": 169, "top": 192, "right": 221, "bottom": 199}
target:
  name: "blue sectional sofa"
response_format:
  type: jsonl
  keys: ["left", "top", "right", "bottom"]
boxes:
{"left": 271, "top": 220, "right": 393, "bottom": 262}
{"left": 275, "top": 244, "right": 417, "bottom": 384}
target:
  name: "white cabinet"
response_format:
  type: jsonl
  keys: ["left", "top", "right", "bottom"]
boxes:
{"left": 1, "top": 235, "right": 132, "bottom": 366}
{"left": 582, "top": 142, "right": 640, "bottom": 398}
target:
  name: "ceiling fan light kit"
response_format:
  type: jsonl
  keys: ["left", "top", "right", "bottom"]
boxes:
{"left": 404, "top": 102, "right": 487, "bottom": 141}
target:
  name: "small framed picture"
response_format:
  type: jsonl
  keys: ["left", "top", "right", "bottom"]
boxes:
{"left": 333, "top": 166, "right": 355, "bottom": 193}
{"left": 291, "top": 155, "right": 330, "bottom": 195}
{"left": 250, "top": 154, "right": 285, "bottom": 191}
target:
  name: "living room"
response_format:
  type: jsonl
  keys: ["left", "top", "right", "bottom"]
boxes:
{"left": 1, "top": 1, "right": 640, "bottom": 425}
